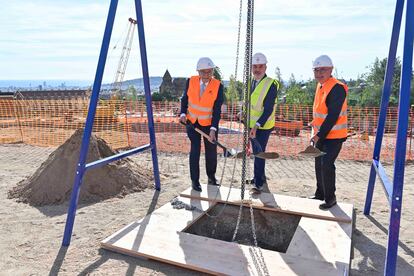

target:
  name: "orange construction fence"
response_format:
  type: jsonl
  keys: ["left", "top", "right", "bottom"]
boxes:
{"left": 0, "top": 98, "right": 413, "bottom": 162}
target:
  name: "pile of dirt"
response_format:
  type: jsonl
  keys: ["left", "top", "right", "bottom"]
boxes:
{"left": 8, "top": 129, "right": 153, "bottom": 206}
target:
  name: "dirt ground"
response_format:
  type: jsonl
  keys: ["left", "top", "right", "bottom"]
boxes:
{"left": 0, "top": 143, "right": 413, "bottom": 275}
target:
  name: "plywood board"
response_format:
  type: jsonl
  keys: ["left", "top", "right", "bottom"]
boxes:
{"left": 287, "top": 217, "right": 352, "bottom": 264}
{"left": 180, "top": 184, "right": 353, "bottom": 223}
{"left": 102, "top": 195, "right": 353, "bottom": 275}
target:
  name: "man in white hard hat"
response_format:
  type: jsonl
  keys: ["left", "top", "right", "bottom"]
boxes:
{"left": 309, "top": 54, "right": 348, "bottom": 210}
{"left": 246, "top": 52, "right": 280, "bottom": 194}
{"left": 180, "top": 57, "right": 224, "bottom": 192}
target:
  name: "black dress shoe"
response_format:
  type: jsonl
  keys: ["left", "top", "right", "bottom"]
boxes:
{"left": 319, "top": 197, "right": 337, "bottom": 210}
{"left": 208, "top": 178, "right": 219, "bottom": 186}
{"left": 245, "top": 177, "right": 267, "bottom": 185}
{"left": 249, "top": 185, "right": 263, "bottom": 194}
{"left": 192, "top": 181, "right": 202, "bottom": 192}
{"left": 308, "top": 195, "right": 324, "bottom": 200}
{"left": 245, "top": 179, "right": 255, "bottom": 185}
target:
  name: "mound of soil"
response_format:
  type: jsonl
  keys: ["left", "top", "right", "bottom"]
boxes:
{"left": 8, "top": 129, "right": 153, "bottom": 206}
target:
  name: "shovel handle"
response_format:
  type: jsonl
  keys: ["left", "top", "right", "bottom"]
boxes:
{"left": 250, "top": 137, "right": 263, "bottom": 152}
{"left": 179, "top": 121, "right": 227, "bottom": 151}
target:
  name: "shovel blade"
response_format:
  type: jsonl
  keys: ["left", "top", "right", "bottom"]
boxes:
{"left": 255, "top": 152, "right": 279, "bottom": 159}
{"left": 224, "top": 148, "right": 242, "bottom": 157}
{"left": 234, "top": 151, "right": 279, "bottom": 159}
{"left": 234, "top": 151, "right": 246, "bottom": 159}
{"left": 298, "top": 145, "right": 326, "bottom": 158}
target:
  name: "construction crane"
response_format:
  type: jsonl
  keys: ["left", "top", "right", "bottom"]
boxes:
{"left": 110, "top": 17, "right": 137, "bottom": 100}
{"left": 95, "top": 17, "right": 137, "bottom": 122}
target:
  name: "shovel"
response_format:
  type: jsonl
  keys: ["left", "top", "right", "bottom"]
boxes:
{"left": 235, "top": 137, "right": 279, "bottom": 159}
{"left": 298, "top": 140, "right": 326, "bottom": 158}
{"left": 180, "top": 121, "right": 241, "bottom": 157}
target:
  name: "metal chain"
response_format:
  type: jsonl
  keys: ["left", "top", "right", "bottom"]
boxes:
{"left": 170, "top": 0, "right": 245, "bottom": 221}
{"left": 233, "top": 0, "right": 254, "bottom": 241}
{"left": 192, "top": 0, "right": 246, "bottom": 220}
{"left": 232, "top": 4, "right": 268, "bottom": 275}
{"left": 170, "top": 197, "right": 202, "bottom": 212}
{"left": 249, "top": 192, "right": 270, "bottom": 275}
{"left": 241, "top": 0, "right": 254, "bottom": 200}
{"left": 234, "top": 0, "right": 243, "bottom": 80}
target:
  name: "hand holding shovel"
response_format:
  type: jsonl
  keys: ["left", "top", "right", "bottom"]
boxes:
{"left": 235, "top": 137, "right": 279, "bottom": 159}
{"left": 298, "top": 136, "right": 326, "bottom": 158}
{"left": 179, "top": 121, "right": 241, "bottom": 157}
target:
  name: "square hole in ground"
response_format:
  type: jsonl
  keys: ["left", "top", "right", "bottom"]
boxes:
{"left": 184, "top": 203, "right": 302, "bottom": 253}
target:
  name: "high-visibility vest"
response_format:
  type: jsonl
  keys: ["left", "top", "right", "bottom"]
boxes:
{"left": 186, "top": 76, "right": 220, "bottom": 126}
{"left": 249, "top": 77, "right": 280, "bottom": 130}
{"left": 312, "top": 77, "right": 348, "bottom": 139}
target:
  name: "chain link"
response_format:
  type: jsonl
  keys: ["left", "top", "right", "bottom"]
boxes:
{"left": 170, "top": 197, "right": 202, "bottom": 212}
{"left": 174, "top": 1, "right": 267, "bottom": 274}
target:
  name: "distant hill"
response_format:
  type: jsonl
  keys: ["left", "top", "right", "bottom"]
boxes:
{"left": 0, "top": 80, "right": 92, "bottom": 89}
{"left": 0, "top": 77, "right": 231, "bottom": 93}
{"left": 0, "top": 77, "right": 163, "bottom": 92}
{"left": 101, "top": 77, "right": 163, "bottom": 91}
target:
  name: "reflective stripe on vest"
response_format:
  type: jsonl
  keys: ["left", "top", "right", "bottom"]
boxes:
{"left": 314, "top": 123, "right": 348, "bottom": 131}
{"left": 186, "top": 76, "right": 220, "bottom": 126}
{"left": 312, "top": 77, "right": 348, "bottom": 139}
{"left": 188, "top": 102, "right": 213, "bottom": 113}
{"left": 313, "top": 110, "right": 348, "bottom": 119}
{"left": 249, "top": 77, "right": 279, "bottom": 130}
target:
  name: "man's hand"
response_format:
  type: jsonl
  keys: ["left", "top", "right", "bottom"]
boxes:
{"left": 209, "top": 129, "right": 217, "bottom": 143}
{"left": 249, "top": 125, "right": 257, "bottom": 139}
{"left": 236, "top": 111, "right": 242, "bottom": 120}
{"left": 310, "top": 134, "right": 319, "bottom": 145}
{"left": 179, "top": 114, "right": 187, "bottom": 124}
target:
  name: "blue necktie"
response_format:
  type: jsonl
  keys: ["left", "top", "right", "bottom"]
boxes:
{"left": 251, "top": 80, "right": 257, "bottom": 92}
{"left": 200, "top": 83, "right": 206, "bottom": 97}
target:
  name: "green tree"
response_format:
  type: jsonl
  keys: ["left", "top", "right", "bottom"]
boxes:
{"left": 225, "top": 75, "right": 243, "bottom": 103}
{"left": 151, "top": 92, "right": 164, "bottom": 101}
{"left": 359, "top": 57, "right": 402, "bottom": 106}
{"left": 284, "top": 74, "right": 315, "bottom": 105}
{"left": 126, "top": 85, "right": 138, "bottom": 101}
{"left": 346, "top": 76, "right": 366, "bottom": 106}
{"left": 213, "top": 67, "right": 222, "bottom": 81}
{"left": 274, "top": 66, "right": 284, "bottom": 91}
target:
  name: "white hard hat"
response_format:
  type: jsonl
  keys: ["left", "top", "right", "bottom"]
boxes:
{"left": 312, "top": 55, "right": 333, "bottom": 68}
{"left": 196, "top": 57, "right": 215, "bottom": 71}
{"left": 252, "top": 52, "right": 267, "bottom": 65}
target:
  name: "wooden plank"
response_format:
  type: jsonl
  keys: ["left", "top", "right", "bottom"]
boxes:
{"left": 180, "top": 184, "right": 353, "bottom": 223}
{"left": 102, "top": 197, "right": 349, "bottom": 275}
{"left": 287, "top": 217, "right": 352, "bottom": 264}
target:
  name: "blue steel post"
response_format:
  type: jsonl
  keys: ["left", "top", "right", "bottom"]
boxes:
{"left": 364, "top": 0, "right": 405, "bottom": 215}
{"left": 62, "top": 0, "right": 119, "bottom": 246}
{"left": 134, "top": 0, "right": 161, "bottom": 190}
{"left": 385, "top": 0, "right": 413, "bottom": 274}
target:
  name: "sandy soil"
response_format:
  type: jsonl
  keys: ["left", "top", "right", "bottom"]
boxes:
{"left": 0, "top": 143, "right": 413, "bottom": 275}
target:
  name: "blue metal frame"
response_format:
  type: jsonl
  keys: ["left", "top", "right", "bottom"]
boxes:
{"left": 364, "top": 0, "right": 413, "bottom": 275}
{"left": 134, "top": 0, "right": 161, "bottom": 191}
{"left": 62, "top": 0, "right": 161, "bottom": 246}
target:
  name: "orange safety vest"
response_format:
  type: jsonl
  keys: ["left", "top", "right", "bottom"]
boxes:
{"left": 312, "top": 77, "right": 348, "bottom": 139}
{"left": 186, "top": 76, "right": 220, "bottom": 126}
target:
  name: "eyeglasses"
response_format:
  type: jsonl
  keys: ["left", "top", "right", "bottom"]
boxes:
{"left": 313, "top": 67, "right": 331, "bottom": 73}
{"left": 199, "top": 69, "right": 213, "bottom": 75}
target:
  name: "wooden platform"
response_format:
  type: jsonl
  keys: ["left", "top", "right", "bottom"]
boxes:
{"left": 179, "top": 185, "right": 353, "bottom": 223}
{"left": 102, "top": 185, "right": 354, "bottom": 275}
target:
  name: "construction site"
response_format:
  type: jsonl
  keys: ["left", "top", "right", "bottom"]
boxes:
{"left": 1, "top": 0, "right": 414, "bottom": 276}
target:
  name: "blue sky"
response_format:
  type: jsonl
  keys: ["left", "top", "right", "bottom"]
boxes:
{"left": 0, "top": 0, "right": 406, "bottom": 82}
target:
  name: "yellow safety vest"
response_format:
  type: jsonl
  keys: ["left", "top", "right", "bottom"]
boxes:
{"left": 249, "top": 77, "right": 279, "bottom": 130}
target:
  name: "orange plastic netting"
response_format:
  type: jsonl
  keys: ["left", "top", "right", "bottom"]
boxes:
{"left": 0, "top": 98, "right": 413, "bottom": 161}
